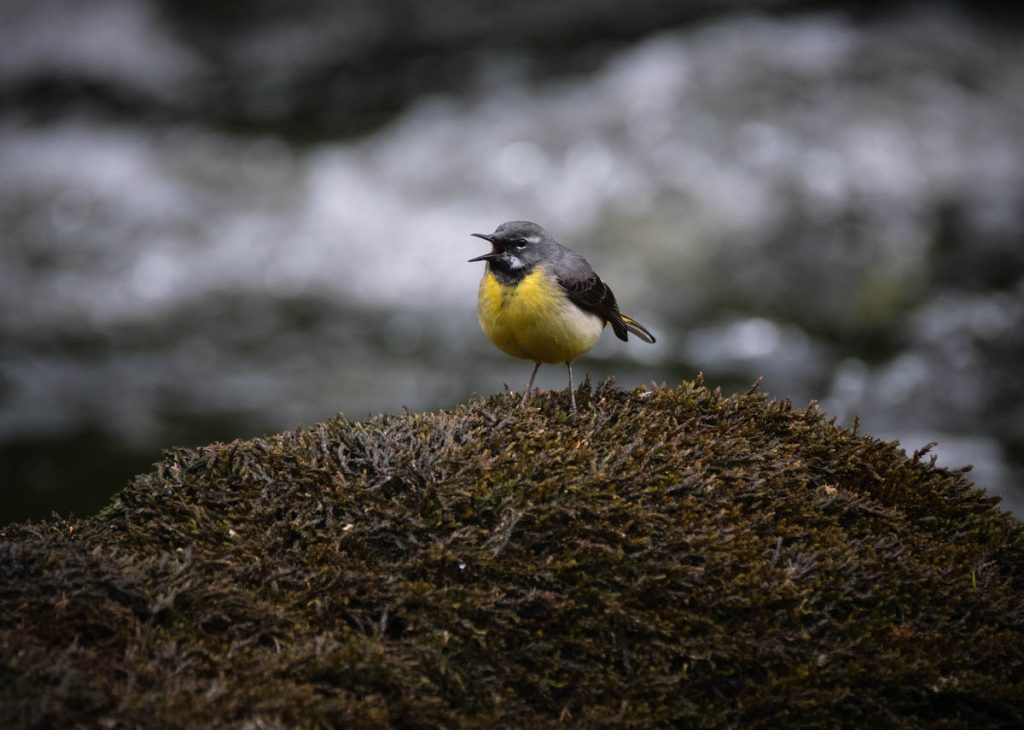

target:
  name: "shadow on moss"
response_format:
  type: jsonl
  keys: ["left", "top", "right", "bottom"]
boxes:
{"left": 2, "top": 378, "right": 1022, "bottom": 727}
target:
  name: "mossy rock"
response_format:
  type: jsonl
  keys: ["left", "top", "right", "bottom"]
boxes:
{"left": 2, "top": 379, "right": 1022, "bottom": 727}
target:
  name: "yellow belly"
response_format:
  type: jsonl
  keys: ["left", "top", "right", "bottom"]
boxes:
{"left": 477, "top": 269, "right": 605, "bottom": 364}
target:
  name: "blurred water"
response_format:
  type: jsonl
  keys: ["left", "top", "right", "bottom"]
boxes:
{"left": 1, "top": 2, "right": 1023, "bottom": 521}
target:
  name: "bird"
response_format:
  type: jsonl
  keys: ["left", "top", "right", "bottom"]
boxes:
{"left": 469, "top": 220, "right": 655, "bottom": 418}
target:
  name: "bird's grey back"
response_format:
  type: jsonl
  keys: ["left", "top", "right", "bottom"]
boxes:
{"left": 548, "top": 244, "right": 596, "bottom": 286}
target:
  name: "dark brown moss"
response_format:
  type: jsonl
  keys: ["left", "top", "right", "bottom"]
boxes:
{"left": 2, "top": 378, "right": 1022, "bottom": 728}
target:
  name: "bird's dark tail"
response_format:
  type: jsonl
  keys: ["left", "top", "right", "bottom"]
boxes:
{"left": 621, "top": 315, "right": 656, "bottom": 344}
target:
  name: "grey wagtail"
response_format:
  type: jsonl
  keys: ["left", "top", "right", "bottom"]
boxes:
{"left": 469, "top": 220, "right": 655, "bottom": 417}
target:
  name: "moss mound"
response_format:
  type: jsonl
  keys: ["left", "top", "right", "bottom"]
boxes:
{"left": 2, "top": 379, "right": 1023, "bottom": 727}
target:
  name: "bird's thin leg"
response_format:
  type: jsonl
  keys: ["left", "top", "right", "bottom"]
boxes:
{"left": 522, "top": 361, "right": 542, "bottom": 405}
{"left": 566, "top": 360, "right": 577, "bottom": 418}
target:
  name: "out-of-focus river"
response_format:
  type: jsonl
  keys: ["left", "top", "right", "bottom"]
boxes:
{"left": 2, "top": 1, "right": 1022, "bottom": 521}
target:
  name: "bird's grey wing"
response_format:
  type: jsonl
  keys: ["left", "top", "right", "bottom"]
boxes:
{"left": 555, "top": 255, "right": 629, "bottom": 342}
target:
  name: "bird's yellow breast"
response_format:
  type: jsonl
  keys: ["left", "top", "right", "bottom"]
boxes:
{"left": 477, "top": 268, "right": 605, "bottom": 364}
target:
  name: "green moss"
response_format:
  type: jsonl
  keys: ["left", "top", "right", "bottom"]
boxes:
{"left": 2, "top": 379, "right": 1022, "bottom": 727}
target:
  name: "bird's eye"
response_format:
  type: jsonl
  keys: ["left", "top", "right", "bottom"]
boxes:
{"left": 514, "top": 239, "right": 528, "bottom": 249}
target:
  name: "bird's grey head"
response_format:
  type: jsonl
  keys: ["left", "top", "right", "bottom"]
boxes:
{"left": 468, "top": 220, "right": 558, "bottom": 281}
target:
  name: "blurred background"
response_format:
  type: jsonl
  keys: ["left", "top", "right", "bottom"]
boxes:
{"left": 2, "top": 0, "right": 1023, "bottom": 524}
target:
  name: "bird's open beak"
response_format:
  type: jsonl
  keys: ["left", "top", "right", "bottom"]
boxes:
{"left": 468, "top": 232, "right": 499, "bottom": 262}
